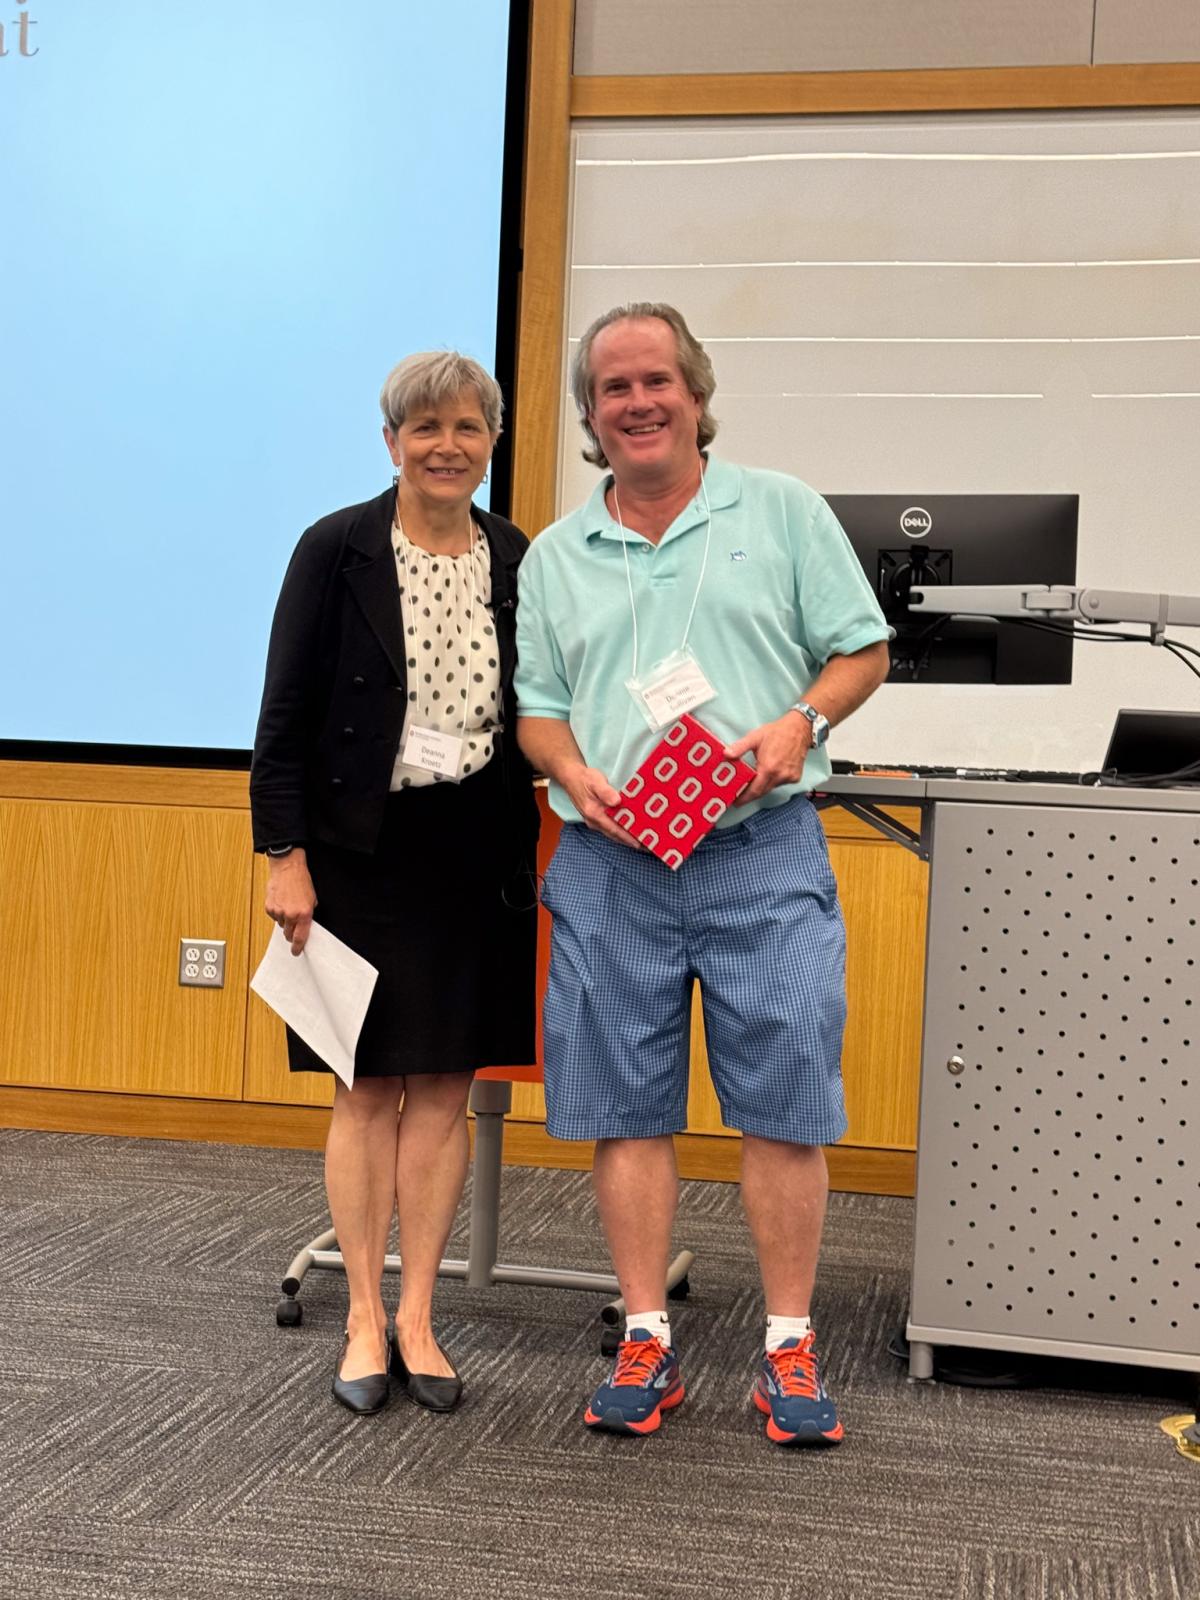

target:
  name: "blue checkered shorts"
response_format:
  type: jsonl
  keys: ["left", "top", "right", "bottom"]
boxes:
{"left": 539, "top": 795, "right": 848, "bottom": 1145}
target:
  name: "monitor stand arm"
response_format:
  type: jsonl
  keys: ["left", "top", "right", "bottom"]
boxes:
{"left": 909, "top": 585, "right": 1200, "bottom": 645}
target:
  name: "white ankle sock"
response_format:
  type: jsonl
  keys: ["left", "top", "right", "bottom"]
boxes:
{"left": 765, "top": 1314, "right": 811, "bottom": 1350}
{"left": 625, "top": 1309, "right": 672, "bottom": 1346}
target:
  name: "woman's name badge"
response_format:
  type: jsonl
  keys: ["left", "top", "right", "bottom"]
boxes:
{"left": 402, "top": 725, "right": 463, "bottom": 776}
{"left": 625, "top": 646, "right": 715, "bottom": 732}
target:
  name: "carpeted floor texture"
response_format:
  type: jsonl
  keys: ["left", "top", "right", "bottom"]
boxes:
{"left": 0, "top": 1128, "right": 1196, "bottom": 1600}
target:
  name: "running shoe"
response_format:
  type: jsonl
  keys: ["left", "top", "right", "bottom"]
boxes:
{"left": 754, "top": 1333, "right": 844, "bottom": 1446}
{"left": 583, "top": 1329, "right": 685, "bottom": 1436}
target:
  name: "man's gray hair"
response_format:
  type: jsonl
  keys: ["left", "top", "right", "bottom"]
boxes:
{"left": 569, "top": 302, "right": 718, "bottom": 468}
{"left": 379, "top": 351, "right": 504, "bottom": 439}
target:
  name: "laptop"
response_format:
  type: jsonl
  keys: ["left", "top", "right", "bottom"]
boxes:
{"left": 1101, "top": 709, "right": 1200, "bottom": 782}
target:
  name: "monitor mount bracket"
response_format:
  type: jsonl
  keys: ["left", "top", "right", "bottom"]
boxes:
{"left": 909, "top": 585, "right": 1200, "bottom": 647}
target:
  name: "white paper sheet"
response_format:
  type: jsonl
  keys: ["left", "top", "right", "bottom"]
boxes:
{"left": 250, "top": 922, "right": 378, "bottom": 1089}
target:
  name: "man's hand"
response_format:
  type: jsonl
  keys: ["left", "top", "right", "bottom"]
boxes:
{"left": 264, "top": 850, "right": 317, "bottom": 955}
{"left": 559, "top": 762, "right": 643, "bottom": 848}
{"left": 516, "top": 716, "right": 640, "bottom": 848}
{"left": 724, "top": 712, "right": 812, "bottom": 805}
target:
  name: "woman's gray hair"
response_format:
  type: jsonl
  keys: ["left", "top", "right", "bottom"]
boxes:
{"left": 379, "top": 351, "right": 504, "bottom": 439}
{"left": 569, "top": 302, "right": 718, "bottom": 468}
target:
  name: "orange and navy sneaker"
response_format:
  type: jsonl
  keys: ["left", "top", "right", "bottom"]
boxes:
{"left": 754, "top": 1333, "right": 844, "bottom": 1447}
{"left": 583, "top": 1329, "right": 685, "bottom": 1436}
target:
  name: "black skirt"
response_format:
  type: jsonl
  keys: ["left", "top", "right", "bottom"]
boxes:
{"left": 288, "top": 758, "right": 537, "bottom": 1077}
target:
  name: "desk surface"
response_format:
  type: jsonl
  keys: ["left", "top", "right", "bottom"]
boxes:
{"left": 817, "top": 774, "right": 1200, "bottom": 813}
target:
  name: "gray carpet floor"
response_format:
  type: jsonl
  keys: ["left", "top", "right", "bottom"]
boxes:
{"left": 0, "top": 1128, "right": 1196, "bottom": 1600}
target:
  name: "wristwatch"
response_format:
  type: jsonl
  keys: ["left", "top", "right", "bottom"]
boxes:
{"left": 265, "top": 842, "right": 297, "bottom": 858}
{"left": 789, "top": 702, "right": 831, "bottom": 747}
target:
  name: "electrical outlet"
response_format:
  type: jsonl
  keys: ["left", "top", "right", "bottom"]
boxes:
{"left": 179, "top": 938, "right": 226, "bottom": 988}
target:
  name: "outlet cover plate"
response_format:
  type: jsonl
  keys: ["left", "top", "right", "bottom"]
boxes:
{"left": 179, "top": 938, "right": 226, "bottom": 988}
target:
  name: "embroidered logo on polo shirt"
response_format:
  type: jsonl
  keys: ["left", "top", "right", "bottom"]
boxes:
{"left": 730, "top": 549, "right": 748, "bottom": 562}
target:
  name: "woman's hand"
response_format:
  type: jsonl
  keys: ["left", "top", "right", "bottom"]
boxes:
{"left": 264, "top": 850, "right": 317, "bottom": 955}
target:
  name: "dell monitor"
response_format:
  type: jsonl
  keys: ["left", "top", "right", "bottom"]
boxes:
{"left": 826, "top": 494, "right": 1079, "bottom": 685}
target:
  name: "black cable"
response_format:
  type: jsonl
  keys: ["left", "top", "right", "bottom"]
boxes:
{"left": 1005, "top": 617, "right": 1200, "bottom": 688}
{"left": 910, "top": 615, "right": 950, "bottom": 681}
{"left": 1094, "top": 748, "right": 1200, "bottom": 788}
{"left": 1007, "top": 619, "right": 1146, "bottom": 644}
{"left": 1098, "top": 767, "right": 1200, "bottom": 789}
{"left": 1162, "top": 641, "right": 1200, "bottom": 683}
{"left": 894, "top": 613, "right": 950, "bottom": 682}
{"left": 1156, "top": 633, "right": 1200, "bottom": 664}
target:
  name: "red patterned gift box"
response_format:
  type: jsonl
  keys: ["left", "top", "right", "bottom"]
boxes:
{"left": 604, "top": 713, "right": 755, "bottom": 869}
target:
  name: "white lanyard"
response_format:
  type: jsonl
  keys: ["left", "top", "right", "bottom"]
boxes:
{"left": 614, "top": 469, "right": 712, "bottom": 679}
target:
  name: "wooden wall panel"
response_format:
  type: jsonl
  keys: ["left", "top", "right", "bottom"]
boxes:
{"left": 686, "top": 986, "right": 732, "bottom": 1135}
{"left": 822, "top": 804, "right": 923, "bottom": 845}
{"left": 832, "top": 834, "right": 927, "bottom": 1149}
{"left": 0, "top": 780, "right": 924, "bottom": 1155}
{"left": 0, "top": 799, "right": 251, "bottom": 1098}
{"left": 509, "top": 1080, "right": 548, "bottom": 1120}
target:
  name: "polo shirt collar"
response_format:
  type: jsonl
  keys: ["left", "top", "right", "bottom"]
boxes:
{"left": 580, "top": 454, "right": 743, "bottom": 544}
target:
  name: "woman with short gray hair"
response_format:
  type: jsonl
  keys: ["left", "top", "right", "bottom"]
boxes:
{"left": 251, "top": 350, "right": 539, "bottom": 1419}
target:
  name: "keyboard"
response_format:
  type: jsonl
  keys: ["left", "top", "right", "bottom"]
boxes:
{"left": 832, "top": 761, "right": 1091, "bottom": 785}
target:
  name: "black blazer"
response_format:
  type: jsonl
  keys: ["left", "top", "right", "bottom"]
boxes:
{"left": 250, "top": 485, "right": 539, "bottom": 866}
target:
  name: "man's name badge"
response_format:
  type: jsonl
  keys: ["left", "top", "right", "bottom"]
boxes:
{"left": 402, "top": 725, "right": 463, "bottom": 776}
{"left": 625, "top": 646, "right": 715, "bottom": 732}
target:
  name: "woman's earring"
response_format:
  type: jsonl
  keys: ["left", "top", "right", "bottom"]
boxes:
{"left": 482, "top": 469, "right": 490, "bottom": 484}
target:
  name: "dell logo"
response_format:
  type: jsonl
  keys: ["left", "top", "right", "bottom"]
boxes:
{"left": 901, "top": 506, "right": 932, "bottom": 539}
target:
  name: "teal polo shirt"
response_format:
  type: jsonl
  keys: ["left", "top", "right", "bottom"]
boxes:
{"left": 515, "top": 455, "right": 891, "bottom": 826}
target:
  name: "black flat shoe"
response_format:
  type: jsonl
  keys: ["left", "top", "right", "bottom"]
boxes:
{"left": 332, "top": 1332, "right": 390, "bottom": 1415}
{"left": 389, "top": 1331, "right": 463, "bottom": 1412}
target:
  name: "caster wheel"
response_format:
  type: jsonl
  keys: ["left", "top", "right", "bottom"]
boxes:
{"left": 667, "top": 1275, "right": 690, "bottom": 1301}
{"left": 276, "top": 1297, "right": 303, "bottom": 1327}
{"left": 600, "top": 1327, "right": 621, "bottom": 1357}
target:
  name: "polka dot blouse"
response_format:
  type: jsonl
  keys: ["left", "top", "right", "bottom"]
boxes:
{"left": 390, "top": 520, "right": 502, "bottom": 790}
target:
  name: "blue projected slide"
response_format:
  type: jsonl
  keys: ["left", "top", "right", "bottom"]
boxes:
{"left": 0, "top": 2, "right": 515, "bottom": 750}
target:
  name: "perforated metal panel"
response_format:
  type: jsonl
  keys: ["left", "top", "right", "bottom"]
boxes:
{"left": 910, "top": 800, "right": 1200, "bottom": 1368}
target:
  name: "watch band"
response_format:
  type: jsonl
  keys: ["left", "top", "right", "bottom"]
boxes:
{"left": 789, "top": 702, "right": 831, "bottom": 747}
{"left": 265, "top": 843, "right": 297, "bottom": 858}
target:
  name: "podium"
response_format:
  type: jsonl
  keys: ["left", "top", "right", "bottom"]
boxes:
{"left": 820, "top": 774, "right": 1200, "bottom": 1393}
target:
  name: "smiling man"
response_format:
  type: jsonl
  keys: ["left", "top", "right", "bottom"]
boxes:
{"left": 516, "top": 303, "right": 891, "bottom": 1447}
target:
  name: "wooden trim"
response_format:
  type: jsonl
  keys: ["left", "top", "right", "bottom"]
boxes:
{"left": 0, "top": 1086, "right": 915, "bottom": 1195}
{"left": 824, "top": 1142, "right": 914, "bottom": 1198}
{"left": 0, "top": 1087, "right": 330, "bottom": 1150}
{"left": 0, "top": 760, "right": 249, "bottom": 809}
{"left": 570, "top": 63, "right": 1200, "bottom": 118}
{"left": 503, "top": 1121, "right": 914, "bottom": 1195}
{"left": 510, "top": 0, "right": 576, "bottom": 539}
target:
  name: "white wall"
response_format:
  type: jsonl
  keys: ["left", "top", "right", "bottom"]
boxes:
{"left": 558, "top": 111, "right": 1200, "bottom": 772}
{"left": 574, "top": 0, "right": 1200, "bottom": 75}
{"left": 574, "top": 0, "right": 1094, "bottom": 75}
